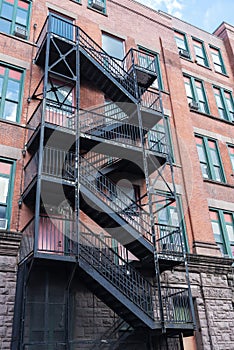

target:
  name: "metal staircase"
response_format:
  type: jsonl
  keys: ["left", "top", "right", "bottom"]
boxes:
{"left": 15, "top": 13, "right": 195, "bottom": 350}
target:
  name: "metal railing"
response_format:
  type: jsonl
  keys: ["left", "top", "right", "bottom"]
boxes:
{"left": 24, "top": 147, "right": 75, "bottom": 190}
{"left": 37, "top": 216, "right": 77, "bottom": 255}
{"left": 80, "top": 107, "right": 167, "bottom": 154}
{"left": 140, "top": 88, "right": 162, "bottom": 113}
{"left": 156, "top": 224, "right": 183, "bottom": 257}
{"left": 35, "top": 15, "right": 161, "bottom": 100}
{"left": 79, "top": 156, "right": 152, "bottom": 241}
{"left": 20, "top": 216, "right": 77, "bottom": 258}
{"left": 124, "top": 48, "right": 158, "bottom": 75}
{"left": 19, "top": 219, "right": 35, "bottom": 262}
{"left": 161, "top": 287, "right": 193, "bottom": 324}
{"left": 79, "top": 221, "right": 157, "bottom": 319}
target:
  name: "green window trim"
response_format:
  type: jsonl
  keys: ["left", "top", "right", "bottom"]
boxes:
{"left": 195, "top": 134, "right": 226, "bottom": 183}
{"left": 156, "top": 191, "right": 189, "bottom": 253}
{"left": 192, "top": 37, "right": 209, "bottom": 67}
{"left": 137, "top": 46, "right": 163, "bottom": 91}
{"left": 88, "top": 0, "right": 106, "bottom": 14}
{"left": 0, "top": 0, "right": 31, "bottom": 39}
{"left": 184, "top": 75, "right": 210, "bottom": 114}
{"left": 0, "top": 62, "right": 25, "bottom": 123}
{"left": 209, "top": 208, "right": 234, "bottom": 258}
{"left": 174, "top": 30, "right": 191, "bottom": 59}
{"left": 0, "top": 157, "right": 15, "bottom": 230}
{"left": 227, "top": 144, "right": 234, "bottom": 172}
{"left": 213, "top": 85, "right": 234, "bottom": 122}
{"left": 209, "top": 45, "right": 227, "bottom": 75}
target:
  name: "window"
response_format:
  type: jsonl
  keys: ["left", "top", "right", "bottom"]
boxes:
{"left": 195, "top": 135, "right": 225, "bottom": 182}
{"left": 88, "top": 0, "right": 106, "bottom": 14}
{"left": 0, "top": 159, "right": 15, "bottom": 230}
{"left": 0, "top": 0, "right": 31, "bottom": 38}
{"left": 156, "top": 193, "right": 188, "bottom": 252}
{"left": 138, "top": 47, "right": 163, "bottom": 90}
{"left": 213, "top": 86, "right": 234, "bottom": 122}
{"left": 151, "top": 117, "right": 174, "bottom": 162}
{"left": 192, "top": 38, "right": 209, "bottom": 67}
{"left": 184, "top": 75, "right": 209, "bottom": 114}
{"left": 102, "top": 33, "right": 125, "bottom": 60}
{"left": 0, "top": 64, "right": 24, "bottom": 122}
{"left": 210, "top": 209, "right": 234, "bottom": 257}
{"left": 228, "top": 145, "right": 234, "bottom": 171}
{"left": 210, "top": 46, "right": 226, "bottom": 74}
{"left": 174, "top": 31, "right": 190, "bottom": 58}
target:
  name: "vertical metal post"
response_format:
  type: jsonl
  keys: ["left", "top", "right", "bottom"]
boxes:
{"left": 130, "top": 49, "right": 165, "bottom": 331}
{"left": 75, "top": 25, "right": 80, "bottom": 259}
{"left": 34, "top": 17, "right": 51, "bottom": 254}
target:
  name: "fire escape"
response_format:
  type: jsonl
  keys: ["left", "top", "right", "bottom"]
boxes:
{"left": 13, "top": 14, "right": 195, "bottom": 350}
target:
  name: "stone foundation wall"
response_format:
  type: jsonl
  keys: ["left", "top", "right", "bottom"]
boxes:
{"left": 0, "top": 232, "right": 21, "bottom": 350}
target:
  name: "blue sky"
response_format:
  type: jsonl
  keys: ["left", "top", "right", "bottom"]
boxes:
{"left": 135, "top": 0, "right": 234, "bottom": 33}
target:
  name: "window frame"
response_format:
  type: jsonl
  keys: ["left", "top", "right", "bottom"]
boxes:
{"left": 0, "top": 0, "right": 31, "bottom": 39}
{"left": 184, "top": 75, "right": 210, "bottom": 114}
{"left": 227, "top": 144, "right": 234, "bottom": 172}
{"left": 209, "top": 45, "right": 227, "bottom": 75}
{"left": 156, "top": 192, "right": 189, "bottom": 252}
{"left": 0, "top": 158, "right": 15, "bottom": 230}
{"left": 192, "top": 37, "right": 209, "bottom": 67}
{"left": 137, "top": 46, "right": 163, "bottom": 91}
{"left": 209, "top": 208, "right": 234, "bottom": 257}
{"left": 174, "top": 30, "right": 191, "bottom": 58}
{"left": 195, "top": 135, "right": 226, "bottom": 183}
{"left": 0, "top": 63, "right": 25, "bottom": 123}
{"left": 88, "top": 0, "right": 106, "bottom": 14}
{"left": 213, "top": 85, "right": 234, "bottom": 122}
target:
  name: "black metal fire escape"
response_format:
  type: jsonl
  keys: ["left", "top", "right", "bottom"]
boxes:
{"left": 14, "top": 13, "right": 195, "bottom": 349}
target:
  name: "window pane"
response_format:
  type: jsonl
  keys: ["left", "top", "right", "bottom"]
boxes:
{"left": 1, "top": 2, "right": 13, "bottom": 20}
{"left": 226, "top": 225, "right": 234, "bottom": 242}
{"left": 0, "top": 162, "right": 11, "bottom": 175}
{"left": 102, "top": 34, "right": 124, "bottom": 60}
{"left": 0, "top": 18, "right": 11, "bottom": 33}
{"left": 3, "top": 100, "right": 17, "bottom": 121}
{"left": 213, "top": 166, "right": 222, "bottom": 181}
{"left": 0, "top": 77, "right": 3, "bottom": 95}
{"left": 197, "top": 145, "right": 206, "bottom": 162}
{"left": 0, "top": 177, "right": 9, "bottom": 203}
{"left": 6, "top": 80, "right": 20, "bottom": 101}
{"left": 0, "top": 205, "right": 7, "bottom": 219}
{"left": 210, "top": 148, "right": 219, "bottom": 165}
{"left": 16, "top": 8, "right": 27, "bottom": 26}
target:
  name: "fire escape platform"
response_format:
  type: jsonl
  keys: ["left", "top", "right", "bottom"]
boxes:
{"left": 80, "top": 134, "right": 167, "bottom": 174}
{"left": 27, "top": 123, "right": 76, "bottom": 154}
{"left": 22, "top": 175, "right": 75, "bottom": 207}
{"left": 35, "top": 35, "right": 138, "bottom": 105}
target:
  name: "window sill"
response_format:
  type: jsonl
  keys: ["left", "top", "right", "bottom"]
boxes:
{"left": 0, "top": 30, "right": 36, "bottom": 46}
{"left": 190, "top": 108, "right": 234, "bottom": 125}
{"left": 204, "top": 178, "right": 234, "bottom": 188}
{"left": 194, "top": 60, "right": 211, "bottom": 70}
{"left": 70, "top": 0, "right": 82, "bottom": 4}
{"left": 179, "top": 55, "right": 192, "bottom": 63}
{"left": 214, "top": 70, "right": 229, "bottom": 78}
{"left": 0, "top": 118, "right": 26, "bottom": 128}
{"left": 87, "top": 6, "right": 108, "bottom": 16}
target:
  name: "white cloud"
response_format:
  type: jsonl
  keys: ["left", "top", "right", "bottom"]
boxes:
{"left": 136, "top": 0, "right": 185, "bottom": 18}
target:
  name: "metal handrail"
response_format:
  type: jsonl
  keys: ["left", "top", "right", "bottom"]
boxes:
{"left": 79, "top": 156, "right": 152, "bottom": 240}
{"left": 78, "top": 27, "right": 137, "bottom": 97}
{"left": 79, "top": 221, "right": 157, "bottom": 319}
{"left": 80, "top": 107, "right": 167, "bottom": 154}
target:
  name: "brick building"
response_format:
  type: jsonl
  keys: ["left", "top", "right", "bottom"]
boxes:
{"left": 0, "top": 0, "right": 233, "bottom": 349}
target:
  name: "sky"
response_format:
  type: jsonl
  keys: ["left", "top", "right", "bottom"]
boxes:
{"left": 135, "top": 0, "right": 234, "bottom": 33}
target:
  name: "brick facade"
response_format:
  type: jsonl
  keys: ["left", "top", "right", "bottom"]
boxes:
{"left": 0, "top": 1, "right": 233, "bottom": 349}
